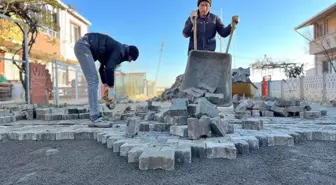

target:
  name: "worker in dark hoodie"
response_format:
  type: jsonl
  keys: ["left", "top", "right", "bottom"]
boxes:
{"left": 74, "top": 32, "right": 139, "bottom": 124}
{"left": 182, "top": 0, "right": 239, "bottom": 54}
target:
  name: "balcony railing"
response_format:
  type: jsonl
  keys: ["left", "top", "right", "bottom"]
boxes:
{"left": 38, "top": 26, "right": 60, "bottom": 39}
{"left": 309, "top": 31, "right": 336, "bottom": 55}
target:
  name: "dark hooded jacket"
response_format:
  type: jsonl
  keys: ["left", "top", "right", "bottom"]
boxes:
{"left": 182, "top": 11, "right": 232, "bottom": 54}
{"left": 82, "top": 32, "right": 129, "bottom": 87}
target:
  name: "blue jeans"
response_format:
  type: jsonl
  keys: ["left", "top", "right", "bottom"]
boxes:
{"left": 74, "top": 36, "right": 100, "bottom": 120}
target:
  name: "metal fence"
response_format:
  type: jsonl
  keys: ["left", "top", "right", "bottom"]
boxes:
{"left": 0, "top": 13, "right": 30, "bottom": 106}
{"left": 51, "top": 58, "right": 127, "bottom": 106}
{"left": 254, "top": 73, "right": 336, "bottom": 103}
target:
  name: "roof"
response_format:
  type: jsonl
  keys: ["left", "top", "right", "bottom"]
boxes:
{"left": 58, "top": 1, "right": 92, "bottom": 25}
{"left": 295, "top": 3, "right": 336, "bottom": 30}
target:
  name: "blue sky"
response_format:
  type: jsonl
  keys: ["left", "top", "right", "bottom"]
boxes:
{"left": 63, "top": 0, "right": 335, "bottom": 87}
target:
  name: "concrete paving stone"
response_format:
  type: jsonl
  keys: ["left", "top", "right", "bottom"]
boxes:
{"left": 234, "top": 110, "right": 251, "bottom": 119}
{"left": 174, "top": 145, "right": 192, "bottom": 163}
{"left": 271, "top": 106, "right": 289, "bottom": 117}
{"left": 165, "top": 138, "right": 180, "bottom": 145}
{"left": 265, "top": 133, "right": 294, "bottom": 146}
{"left": 106, "top": 136, "right": 126, "bottom": 148}
{"left": 120, "top": 143, "right": 149, "bottom": 157}
{"left": 205, "top": 141, "right": 237, "bottom": 159}
{"left": 187, "top": 104, "right": 197, "bottom": 117}
{"left": 181, "top": 87, "right": 207, "bottom": 102}
{"left": 294, "top": 130, "right": 313, "bottom": 141}
{"left": 231, "top": 136, "right": 259, "bottom": 150}
{"left": 166, "top": 116, "right": 188, "bottom": 126}
{"left": 128, "top": 146, "right": 146, "bottom": 163}
{"left": 205, "top": 92, "right": 224, "bottom": 105}
{"left": 190, "top": 140, "right": 207, "bottom": 158}
{"left": 261, "top": 111, "right": 274, "bottom": 117}
{"left": 312, "top": 131, "right": 336, "bottom": 141}
{"left": 195, "top": 98, "right": 219, "bottom": 118}
{"left": 136, "top": 105, "right": 148, "bottom": 113}
{"left": 74, "top": 131, "right": 93, "bottom": 140}
{"left": 231, "top": 139, "right": 249, "bottom": 154}
{"left": 153, "top": 122, "right": 168, "bottom": 132}
{"left": 79, "top": 113, "right": 90, "bottom": 119}
{"left": 251, "top": 110, "right": 260, "bottom": 117}
{"left": 320, "top": 109, "right": 327, "bottom": 116}
{"left": 112, "top": 139, "right": 141, "bottom": 153}
{"left": 287, "top": 132, "right": 302, "bottom": 144}
{"left": 154, "top": 109, "right": 169, "bottom": 123}
{"left": 242, "top": 118, "right": 264, "bottom": 130}
{"left": 227, "top": 124, "right": 234, "bottom": 134}
{"left": 210, "top": 117, "right": 228, "bottom": 136}
{"left": 125, "top": 117, "right": 140, "bottom": 138}
{"left": 300, "top": 111, "right": 321, "bottom": 119}
{"left": 226, "top": 119, "right": 243, "bottom": 124}
{"left": 188, "top": 117, "right": 211, "bottom": 140}
{"left": 55, "top": 132, "right": 75, "bottom": 140}
{"left": 170, "top": 125, "right": 188, "bottom": 137}
{"left": 139, "top": 149, "right": 175, "bottom": 170}
{"left": 139, "top": 122, "right": 150, "bottom": 132}
{"left": 144, "top": 111, "right": 155, "bottom": 121}
{"left": 168, "top": 98, "right": 188, "bottom": 117}
{"left": 240, "top": 131, "right": 269, "bottom": 147}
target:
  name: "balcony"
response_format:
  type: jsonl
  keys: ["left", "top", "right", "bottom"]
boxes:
{"left": 309, "top": 31, "right": 336, "bottom": 55}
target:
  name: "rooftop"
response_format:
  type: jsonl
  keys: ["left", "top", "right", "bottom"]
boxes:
{"left": 295, "top": 3, "right": 336, "bottom": 30}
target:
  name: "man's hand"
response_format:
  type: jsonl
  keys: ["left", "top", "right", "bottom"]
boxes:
{"left": 103, "top": 87, "right": 115, "bottom": 104}
{"left": 189, "top": 10, "right": 198, "bottom": 24}
{"left": 232, "top": 15, "right": 240, "bottom": 26}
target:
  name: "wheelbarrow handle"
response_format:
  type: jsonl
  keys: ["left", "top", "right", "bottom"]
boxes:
{"left": 225, "top": 22, "right": 237, "bottom": 54}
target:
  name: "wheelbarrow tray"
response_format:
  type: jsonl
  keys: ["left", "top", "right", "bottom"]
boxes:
{"left": 232, "top": 82, "right": 258, "bottom": 97}
{"left": 180, "top": 50, "right": 232, "bottom": 107}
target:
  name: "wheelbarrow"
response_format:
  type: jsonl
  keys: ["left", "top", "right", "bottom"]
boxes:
{"left": 180, "top": 16, "right": 237, "bottom": 107}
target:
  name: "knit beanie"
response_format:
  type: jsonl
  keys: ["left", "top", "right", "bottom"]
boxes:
{"left": 197, "top": 0, "right": 212, "bottom": 6}
{"left": 128, "top": 45, "right": 139, "bottom": 61}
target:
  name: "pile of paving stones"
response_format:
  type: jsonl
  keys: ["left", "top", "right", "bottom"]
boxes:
{"left": 150, "top": 76, "right": 226, "bottom": 106}
{"left": 232, "top": 67, "right": 251, "bottom": 83}
{"left": 232, "top": 95, "right": 326, "bottom": 119}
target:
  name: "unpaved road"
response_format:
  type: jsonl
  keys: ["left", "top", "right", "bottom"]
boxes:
{"left": 0, "top": 140, "right": 335, "bottom": 185}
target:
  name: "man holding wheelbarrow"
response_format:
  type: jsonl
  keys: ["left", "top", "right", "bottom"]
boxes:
{"left": 182, "top": 0, "right": 239, "bottom": 54}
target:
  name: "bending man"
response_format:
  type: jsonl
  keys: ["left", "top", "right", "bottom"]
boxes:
{"left": 74, "top": 32, "right": 139, "bottom": 123}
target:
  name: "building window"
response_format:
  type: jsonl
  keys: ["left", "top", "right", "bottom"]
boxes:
{"left": 316, "top": 21, "right": 328, "bottom": 38}
{"left": 71, "top": 23, "right": 81, "bottom": 43}
{"left": 323, "top": 60, "right": 336, "bottom": 74}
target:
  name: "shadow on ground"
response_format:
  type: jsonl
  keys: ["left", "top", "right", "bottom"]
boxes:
{"left": 0, "top": 140, "right": 335, "bottom": 185}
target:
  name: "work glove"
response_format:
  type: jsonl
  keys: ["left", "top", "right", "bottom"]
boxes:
{"left": 189, "top": 10, "right": 198, "bottom": 24}
{"left": 103, "top": 87, "right": 115, "bottom": 104}
{"left": 232, "top": 15, "right": 240, "bottom": 27}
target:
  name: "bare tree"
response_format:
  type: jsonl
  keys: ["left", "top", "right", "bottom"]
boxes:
{"left": 251, "top": 55, "right": 305, "bottom": 78}
{"left": 0, "top": 0, "right": 67, "bottom": 92}
{"left": 295, "top": 28, "right": 336, "bottom": 73}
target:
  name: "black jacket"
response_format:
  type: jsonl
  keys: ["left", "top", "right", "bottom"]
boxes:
{"left": 183, "top": 11, "right": 232, "bottom": 54}
{"left": 83, "top": 32, "right": 129, "bottom": 87}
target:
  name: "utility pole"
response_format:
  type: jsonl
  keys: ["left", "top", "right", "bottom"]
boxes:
{"left": 155, "top": 39, "right": 164, "bottom": 86}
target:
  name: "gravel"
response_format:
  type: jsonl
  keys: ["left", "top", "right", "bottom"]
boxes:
{"left": 0, "top": 140, "right": 336, "bottom": 185}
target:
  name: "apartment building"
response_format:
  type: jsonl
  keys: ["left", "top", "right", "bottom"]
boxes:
{"left": 0, "top": 1, "right": 91, "bottom": 86}
{"left": 295, "top": 3, "right": 336, "bottom": 75}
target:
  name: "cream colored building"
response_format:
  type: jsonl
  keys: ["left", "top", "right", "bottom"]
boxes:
{"left": 295, "top": 3, "right": 336, "bottom": 75}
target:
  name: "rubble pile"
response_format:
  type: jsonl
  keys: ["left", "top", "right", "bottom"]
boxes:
{"left": 232, "top": 67, "right": 251, "bottom": 83}
{"left": 233, "top": 95, "right": 325, "bottom": 119}
{"left": 152, "top": 67, "right": 251, "bottom": 102}
{"left": 125, "top": 98, "right": 234, "bottom": 140}
{"left": 151, "top": 75, "right": 226, "bottom": 106}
